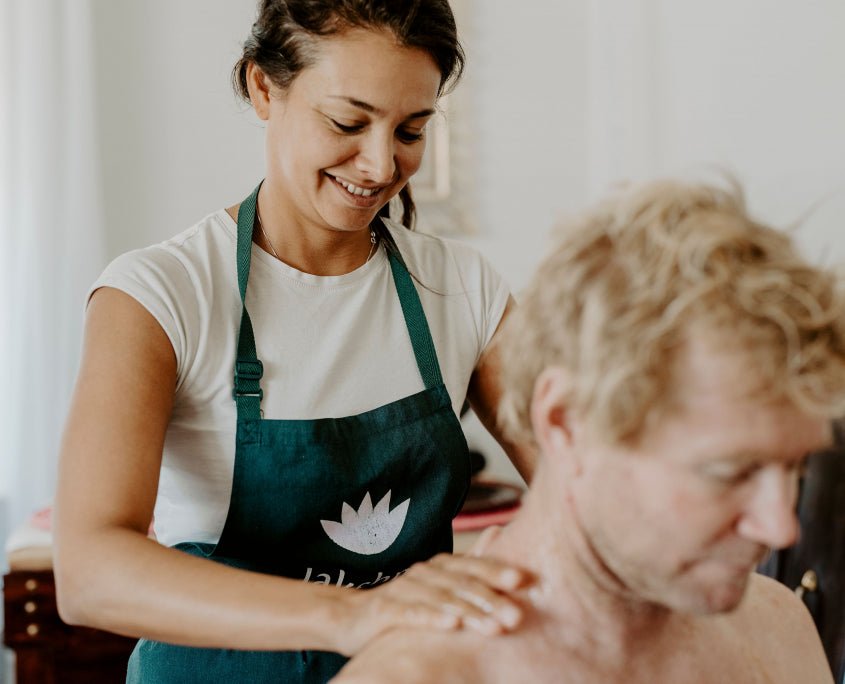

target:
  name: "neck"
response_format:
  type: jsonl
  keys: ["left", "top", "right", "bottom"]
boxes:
{"left": 232, "top": 185, "right": 379, "bottom": 276}
{"left": 483, "top": 470, "right": 681, "bottom": 656}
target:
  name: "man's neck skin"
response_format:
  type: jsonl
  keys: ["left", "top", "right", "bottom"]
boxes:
{"left": 481, "top": 465, "right": 687, "bottom": 662}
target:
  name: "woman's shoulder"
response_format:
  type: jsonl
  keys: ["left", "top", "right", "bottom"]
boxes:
{"left": 383, "top": 217, "right": 483, "bottom": 260}
{"left": 382, "top": 218, "right": 506, "bottom": 294}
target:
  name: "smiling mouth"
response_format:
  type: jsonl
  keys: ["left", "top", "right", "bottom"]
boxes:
{"left": 331, "top": 175, "right": 384, "bottom": 198}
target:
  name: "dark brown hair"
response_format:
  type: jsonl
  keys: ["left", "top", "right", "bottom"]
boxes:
{"left": 233, "top": 0, "right": 465, "bottom": 229}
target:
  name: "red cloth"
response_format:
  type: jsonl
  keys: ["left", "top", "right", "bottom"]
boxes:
{"left": 27, "top": 506, "right": 156, "bottom": 537}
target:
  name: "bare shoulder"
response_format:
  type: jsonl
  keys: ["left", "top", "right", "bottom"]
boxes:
{"left": 729, "top": 574, "right": 833, "bottom": 683}
{"left": 736, "top": 574, "right": 817, "bottom": 629}
{"left": 331, "top": 629, "right": 482, "bottom": 684}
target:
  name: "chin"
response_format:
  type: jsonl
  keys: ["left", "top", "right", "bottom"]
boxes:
{"left": 682, "top": 574, "right": 752, "bottom": 615}
{"left": 702, "top": 587, "right": 748, "bottom": 614}
{"left": 326, "top": 209, "right": 382, "bottom": 233}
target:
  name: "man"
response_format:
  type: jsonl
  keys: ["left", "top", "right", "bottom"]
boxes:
{"left": 331, "top": 178, "right": 845, "bottom": 683}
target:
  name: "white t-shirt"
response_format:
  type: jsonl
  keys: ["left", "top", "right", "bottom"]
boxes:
{"left": 91, "top": 210, "right": 510, "bottom": 547}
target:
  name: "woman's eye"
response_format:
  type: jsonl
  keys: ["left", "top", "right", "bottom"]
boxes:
{"left": 332, "top": 119, "right": 363, "bottom": 134}
{"left": 396, "top": 128, "right": 424, "bottom": 143}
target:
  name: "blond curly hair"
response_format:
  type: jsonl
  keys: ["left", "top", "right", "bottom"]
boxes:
{"left": 498, "top": 177, "right": 845, "bottom": 447}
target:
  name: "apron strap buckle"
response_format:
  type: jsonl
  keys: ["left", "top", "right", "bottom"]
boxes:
{"left": 233, "top": 359, "right": 264, "bottom": 403}
{"left": 235, "top": 359, "right": 264, "bottom": 382}
{"left": 232, "top": 388, "right": 263, "bottom": 400}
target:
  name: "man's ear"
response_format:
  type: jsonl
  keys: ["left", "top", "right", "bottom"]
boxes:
{"left": 530, "top": 366, "right": 582, "bottom": 476}
{"left": 246, "top": 62, "right": 272, "bottom": 121}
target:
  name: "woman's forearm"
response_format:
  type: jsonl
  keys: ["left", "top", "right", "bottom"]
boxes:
{"left": 54, "top": 524, "right": 351, "bottom": 653}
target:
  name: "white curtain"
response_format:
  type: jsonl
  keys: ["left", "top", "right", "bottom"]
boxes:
{"left": 0, "top": 0, "right": 106, "bottom": 561}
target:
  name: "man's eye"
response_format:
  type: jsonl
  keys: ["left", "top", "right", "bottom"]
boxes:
{"left": 707, "top": 464, "right": 758, "bottom": 485}
{"left": 723, "top": 469, "right": 754, "bottom": 484}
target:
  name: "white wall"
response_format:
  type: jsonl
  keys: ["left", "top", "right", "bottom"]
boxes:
{"left": 649, "top": 0, "right": 845, "bottom": 265}
{"left": 89, "top": 0, "right": 845, "bottom": 483}
{"left": 92, "top": 0, "right": 263, "bottom": 257}
{"left": 461, "top": 0, "right": 590, "bottom": 292}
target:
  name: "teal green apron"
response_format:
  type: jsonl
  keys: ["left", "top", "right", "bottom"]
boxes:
{"left": 126, "top": 183, "right": 472, "bottom": 683}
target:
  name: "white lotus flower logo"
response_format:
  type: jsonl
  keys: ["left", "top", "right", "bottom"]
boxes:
{"left": 320, "top": 491, "right": 410, "bottom": 555}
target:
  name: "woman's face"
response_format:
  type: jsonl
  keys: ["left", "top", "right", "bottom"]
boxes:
{"left": 257, "top": 27, "right": 441, "bottom": 235}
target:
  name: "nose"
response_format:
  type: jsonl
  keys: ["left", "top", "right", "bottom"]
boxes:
{"left": 736, "top": 466, "right": 801, "bottom": 550}
{"left": 355, "top": 131, "right": 396, "bottom": 184}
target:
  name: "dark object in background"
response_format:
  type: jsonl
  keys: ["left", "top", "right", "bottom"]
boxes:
{"left": 469, "top": 449, "right": 486, "bottom": 478}
{"left": 758, "top": 419, "right": 845, "bottom": 682}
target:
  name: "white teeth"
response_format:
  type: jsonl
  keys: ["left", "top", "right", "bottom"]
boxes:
{"left": 337, "top": 178, "right": 376, "bottom": 197}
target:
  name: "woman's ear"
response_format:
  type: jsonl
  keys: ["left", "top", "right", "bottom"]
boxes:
{"left": 246, "top": 62, "right": 272, "bottom": 121}
{"left": 530, "top": 366, "right": 582, "bottom": 475}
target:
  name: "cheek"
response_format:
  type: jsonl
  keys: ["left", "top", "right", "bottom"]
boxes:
{"left": 601, "top": 468, "right": 710, "bottom": 547}
{"left": 312, "top": 137, "right": 355, "bottom": 170}
{"left": 398, "top": 144, "right": 426, "bottom": 179}
{"left": 277, "top": 122, "right": 351, "bottom": 172}
{"left": 663, "top": 484, "right": 743, "bottom": 550}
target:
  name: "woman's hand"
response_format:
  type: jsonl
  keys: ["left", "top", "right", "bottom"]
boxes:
{"left": 333, "top": 552, "right": 532, "bottom": 656}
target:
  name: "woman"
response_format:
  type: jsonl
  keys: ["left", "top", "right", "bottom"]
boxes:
{"left": 54, "top": 0, "right": 534, "bottom": 681}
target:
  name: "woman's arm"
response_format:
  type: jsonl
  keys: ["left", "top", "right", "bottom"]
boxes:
{"left": 466, "top": 297, "right": 536, "bottom": 484}
{"left": 54, "top": 287, "right": 530, "bottom": 655}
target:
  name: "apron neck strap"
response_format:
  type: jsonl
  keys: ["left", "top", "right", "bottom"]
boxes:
{"left": 233, "top": 181, "right": 444, "bottom": 421}
{"left": 378, "top": 226, "right": 444, "bottom": 389}
{"left": 233, "top": 182, "right": 264, "bottom": 420}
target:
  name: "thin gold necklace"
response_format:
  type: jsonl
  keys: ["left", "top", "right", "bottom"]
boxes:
{"left": 256, "top": 208, "right": 377, "bottom": 264}
{"left": 255, "top": 206, "right": 280, "bottom": 259}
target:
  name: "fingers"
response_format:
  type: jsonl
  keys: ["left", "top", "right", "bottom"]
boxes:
{"left": 404, "top": 554, "right": 532, "bottom": 631}
{"left": 338, "top": 553, "right": 534, "bottom": 655}
{"left": 380, "top": 575, "right": 503, "bottom": 636}
{"left": 366, "top": 586, "right": 503, "bottom": 642}
{"left": 378, "top": 554, "right": 532, "bottom": 634}
{"left": 425, "top": 552, "right": 533, "bottom": 593}
{"left": 337, "top": 583, "right": 461, "bottom": 655}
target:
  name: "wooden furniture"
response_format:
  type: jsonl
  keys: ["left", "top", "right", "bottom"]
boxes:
{"left": 3, "top": 547, "right": 136, "bottom": 683}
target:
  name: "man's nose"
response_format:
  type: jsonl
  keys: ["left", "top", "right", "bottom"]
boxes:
{"left": 736, "top": 466, "right": 801, "bottom": 550}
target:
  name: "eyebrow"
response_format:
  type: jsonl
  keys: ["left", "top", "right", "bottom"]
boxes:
{"left": 328, "top": 95, "right": 435, "bottom": 120}
{"left": 714, "top": 438, "right": 835, "bottom": 468}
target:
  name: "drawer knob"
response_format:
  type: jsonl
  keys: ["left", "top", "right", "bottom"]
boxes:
{"left": 24, "top": 578, "right": 38, "bottom": 592}
{"left": 24, "top": 601, "right": 37, "bottom": 614}
{"left": 26, "top": 623, "right": 40, "bottom": 637}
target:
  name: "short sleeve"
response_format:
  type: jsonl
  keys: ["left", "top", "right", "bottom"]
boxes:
{"left": 87, "top": 246, "right": 200, "bottom": 388}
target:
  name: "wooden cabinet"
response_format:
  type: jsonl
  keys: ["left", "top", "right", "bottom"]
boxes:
{"left": 3, "top": 569, "right": 136, "bottom": 684}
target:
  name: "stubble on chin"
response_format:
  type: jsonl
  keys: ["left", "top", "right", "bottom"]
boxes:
{"left": 682, "top": 571, "right": 754, "bottom": 616}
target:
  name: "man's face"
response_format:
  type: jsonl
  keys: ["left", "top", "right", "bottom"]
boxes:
{"left": 571, "top": 335, "right": 831, "bottom": 614}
